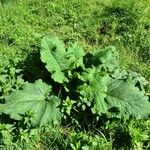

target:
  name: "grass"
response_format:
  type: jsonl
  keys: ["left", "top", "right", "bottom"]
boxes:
{"left": 0, "top": 0, "right": 150, "bottom": 63}
{"left": 0, "top": 0, "right": 150, "bottom": 149}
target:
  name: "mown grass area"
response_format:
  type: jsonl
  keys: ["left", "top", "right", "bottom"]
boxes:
{"left": 0, "top": 0, "right": 150, "bottom": 149}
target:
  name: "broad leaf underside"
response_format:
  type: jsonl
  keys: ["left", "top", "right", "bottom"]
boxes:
{"left": 106, "top": 79, "right": 150, "bottom": 118}
{"left": 0, "top": 80, "right": 61, "bottom": 126}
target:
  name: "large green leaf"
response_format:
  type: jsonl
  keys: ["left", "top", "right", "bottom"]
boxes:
{"left": 0, "top": 79, "right": 61, "bottom": 126}
{"left": 106, "top": 79, "right": 150, "bottom": 118}
{"left": 67, "top": 43, "right": 84, "bottom": 69}
{"left": 93, "top": 46, "right": 119, "bottom": 71}
{"left": 41, "top": 36, "right": 69, "bottom": 83}
{"left": 41, "top": 36, "right": 84, "bottom": 83}
{"left": 77, "top": 68, "right": 110, "bottom": 114}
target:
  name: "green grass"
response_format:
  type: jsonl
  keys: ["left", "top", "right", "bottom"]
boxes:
{"left": 0, "top": 0, "right": 150, "bottom": 149}
{"left": 0, "top": 0, "right": 149, "bottom": 68}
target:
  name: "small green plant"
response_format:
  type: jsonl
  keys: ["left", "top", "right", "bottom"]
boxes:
{"left": 0, "top": 36, "right": 150, "bottom": 127}
{"left": 129, "top": 119, "right": 150, "bottom": 149}
{"left": 0, "top": 124, "right": 14, "bottom": 147}
{"left": 0, "top": 65, "right": 24, "bottom": 103}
